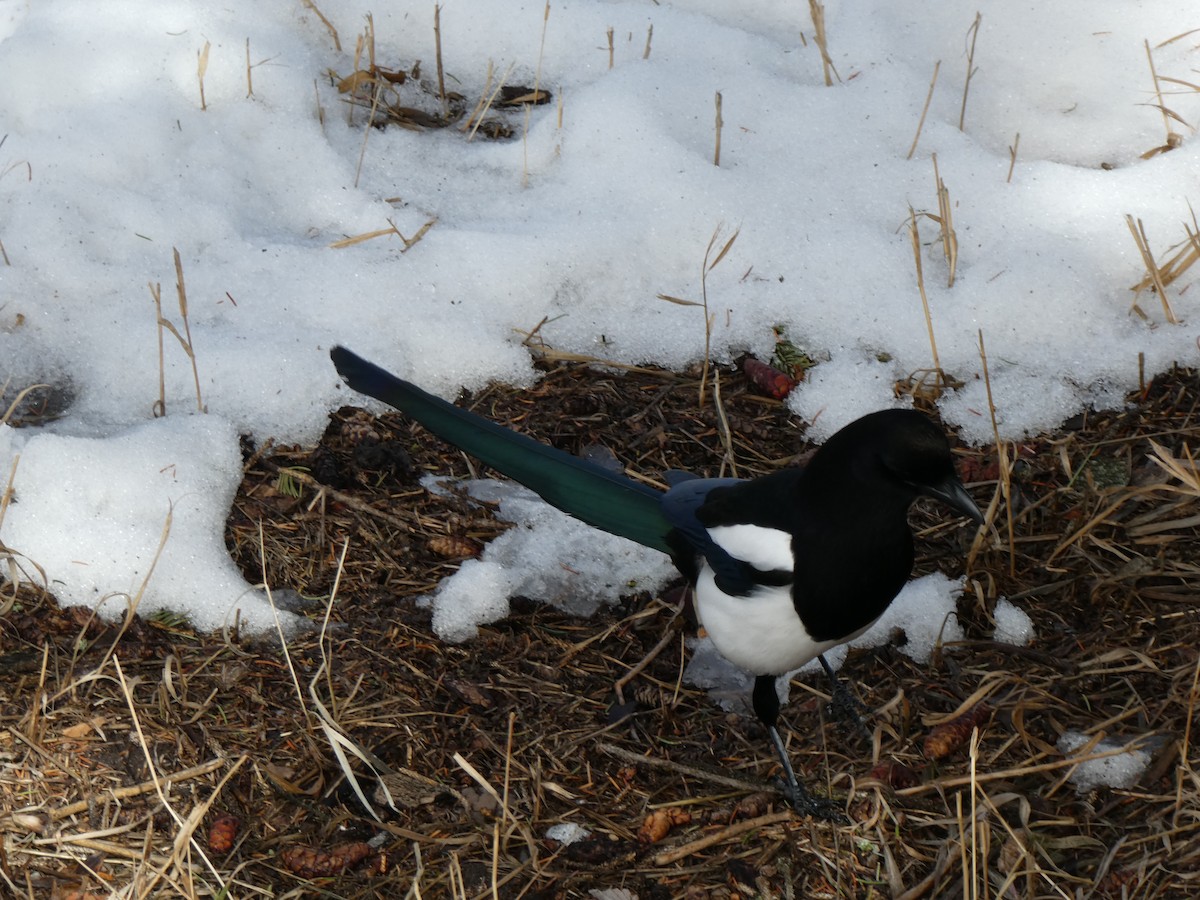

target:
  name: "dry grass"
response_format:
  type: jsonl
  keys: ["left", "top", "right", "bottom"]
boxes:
{"left": 4, "top": 361, "right": 1200, "bottom": 897}
{"left": 1126, "top": 210, "right": 1200, "bottom": 324}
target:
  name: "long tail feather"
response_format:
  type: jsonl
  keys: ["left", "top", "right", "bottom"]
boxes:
{"left": 331, "top": 346, "right": 675, "bottom": 554}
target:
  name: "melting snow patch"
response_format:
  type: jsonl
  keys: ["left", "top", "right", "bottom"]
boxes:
{"left": 1057, "top": 732, "right": 1151, "bottom": 793}
{"left": 421, "top": 478, "right": 675, "bottom": 642}
{"left": 843, "top": 571, "right": 966, "bottom": 665}
{"left": 546, "top": 823, "right": 590, "bottom": 845}
{"left": 683, "top": 636, "right": 759, "bottom": 715}
{"left": 992, "top": 598, "right": 1035, "bottom": 645}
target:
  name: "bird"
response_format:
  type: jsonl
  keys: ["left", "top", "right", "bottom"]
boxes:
{"left": 330, "top": 346, "right": 984, "bottom": 817}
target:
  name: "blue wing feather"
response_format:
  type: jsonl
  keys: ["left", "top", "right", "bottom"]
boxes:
{"left": 660, "top": 477, "right": 759, "bottom": 595}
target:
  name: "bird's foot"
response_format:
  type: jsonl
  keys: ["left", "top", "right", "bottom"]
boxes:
{"left": 817, "top": 656, "right": 872, "bottom": 740}
{"left": 827, "top": 679, "right": 872, "bottom": 740}
{"left": 766, "top": 725, "right": 847, "bottom": 822}
{"left": 771, "top": 775, "right": 847, "bottom": 823}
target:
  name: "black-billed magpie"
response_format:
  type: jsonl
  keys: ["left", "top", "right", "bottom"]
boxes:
{"left": 330, "top": 346, "right": 984, "bottom": 817}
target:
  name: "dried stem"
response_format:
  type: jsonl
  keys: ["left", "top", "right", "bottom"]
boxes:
{"left": 908, "top": 207, "right": 942, "bottom": 376}
{"left": 149, "top": 281, "right": 167, "bottom": 417}
{"left": 907, "top": 60, "right": 940, "bottom": 160}
{"left": 435, "top": 4, "right": 448, "bottom": 118}
{"left": 713, "top": 91, "right": 723, "bottom": 166}
{"left": 1145, "top": 38, "right": 1174, "bottom": 145}
{"left": 197, "top": 41, "right": 211, "bottom": 111}
{"left": 173, "top": 248, "right": 206, "bottom": 413}
{"left": 301, "top": 0, "right": 341, "bottom": 51}
{"left": 958, "top": 12, "right": 981, "bottom": 131}
{"left": 354, "top": 77, "right": 383, "bottom": 186}
{"left": 978, "top": 329, "right": 1014, "bottom": 575}
{"left": 808, "top": 0, "right": 839, "bottom": 85}
{"left": 466, "top": 61, "right": 515, "bottom": 141}
{"left": 1125, "top": 214, "right": 1179, "bottom": 324}
{"left": 933, "top": 154, "right": 958, "bottom": 287}
{"left": 523, "top": 1, "right": 552, "bottom": 187}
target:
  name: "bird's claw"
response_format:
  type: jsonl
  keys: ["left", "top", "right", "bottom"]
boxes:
{"left": 770, "top": 775, "right": 847, "bottom": 823}
{"left": 827, "top": 680, "right": 872, "bottom": 740}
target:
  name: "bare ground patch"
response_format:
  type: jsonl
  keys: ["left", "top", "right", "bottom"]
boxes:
{"left": 3, "top": 360, "right": 1200, "bottom": 898}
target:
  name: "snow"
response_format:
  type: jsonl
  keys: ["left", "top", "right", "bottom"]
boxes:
{"left": 545, "top": 822, "right": 591, "bottom": 846}
{"left": 992, "top": 598, "right": 1035, "bottom": 646}
{"left": 1057, "top": 732, "right": 1153, "bottom": 793}
{"left": 1, "top": 2, "right": 1195, "bottom": 650}
{"left": 421, "top": 477, "right": 675, "bottom": 641}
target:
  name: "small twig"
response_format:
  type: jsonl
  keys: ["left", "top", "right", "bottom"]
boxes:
{"left": 713, "top": 91, "right": 723, "bottom": 166}
{"left": 197, "top": 41, "right": 211, "bottom": 110}
{"left": 597, "top": 741, "right": 766, "bottom": 795}
{"left": 951, "top": 639, "right": 1077, "bottom": 673}
{"left": 977, "top": 329, "right": 1013, "bottom": 575}
{"left": 148, "top": 252, "right": 205, "bottom": 415}
{"left": 434, "top": 4, "right": 448, "bottom": 118}
{"left": 173, "top": 248, "right": 206, "bottom": 412}
{"left": 1145, "top": 38, "right": 1175, "bottom": 145}
{"left": 654, "top": 811, "right": 795, "bottom": 865}
{"left": 643, "top": 23, "right": 654, "bottom": 60}
{"left": 364, "top": 12, "right": 376, "bottom": 69}
{"left": 1176, "top": 648, "right": 1200, "bottom": 823}
{"left": 149, "top": 281, "right": 167, "bottom": 417}
{"left": 264, "top": 463, "right": 418, "bottom": 532}
{"left": 0, "top": 448, "right": 22, "bottom": 531}
{"left": 898, "top": 739, "right": 1156, "bottom": 796}
{"left": 465, "top": 61, "right": 515, "bottom": 141}
{"left": 614, "top": 615, "right": 680, "bottom": 705}
{"left": 51, "top": 758, "right": 229, "bottom": 819}
{"left": 301, "top": 0, "right": 341, "bottom": 50}
{"left": 354, "top": 77, "right": 384, "bottom": 187}
{"left": 606, "top": 27, "right": 614, "bottom": 69}
{"left": 1006, "top": 132, "right": 1020, "bottom": 183}
{"left": 958, "top": 12, "right": 981, "bottom": 131}
{"left": 808, "top": 0, "right": 839, "bottom": 86}
{"left": 1125, "top": 214, "right": 1179, "bottom": 323}
{"left": 245, "top": 38, "right": 253, "bottom": 97}
{"left": 713, "top": 369, "right": 738, "bottom": 477}
{"left": 329, "top": 217, "right": 436, "bottom": 250}
{"left": 523, "top": 1, "right": 551, "bottom": 187}
{"left": 907, "top": 60, "right": 940, "bottom": 160}
{"left": 932, "top": 154, "right": 957, "bottom": 287}
{"left": 908, "top": 207, "right": 942, "bottom": 377}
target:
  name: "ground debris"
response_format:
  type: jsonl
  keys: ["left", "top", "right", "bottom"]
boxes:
{"left": 3, "top": 362, "right": 1200, "bottom": 896}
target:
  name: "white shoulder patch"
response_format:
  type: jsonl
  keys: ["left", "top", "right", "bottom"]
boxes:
{"left": 706, "top": 524, "right": 793, "bottom": 572}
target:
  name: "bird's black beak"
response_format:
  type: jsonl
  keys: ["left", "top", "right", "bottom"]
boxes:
{"left": 923, "top": 476, "right": 984, "bottom": 526}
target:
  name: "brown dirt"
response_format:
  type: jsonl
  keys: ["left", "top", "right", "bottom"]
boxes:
{"left": 3, "top": 359, "right": 1200, "bottom": 898}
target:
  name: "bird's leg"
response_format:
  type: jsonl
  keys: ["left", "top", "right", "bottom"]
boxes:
{"left": 818, "top": 654, "right": 871, "bottom": 740}
{"left": 765, "top": 725, "right": 846, "bottom": 821}
{"left": 753, "top": 675, "right": 845, "bottom": 822}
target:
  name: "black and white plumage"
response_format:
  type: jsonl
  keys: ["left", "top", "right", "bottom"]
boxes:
{"left": 331, "top": 347, "right": 984, "bottom": 817}
{"left": 663, "top": 411, "right": 979, "bottom": 676}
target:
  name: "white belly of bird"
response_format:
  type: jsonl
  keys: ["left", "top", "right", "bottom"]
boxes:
{"left": 693, "top": 567, "right": 841, "bottom": 674}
